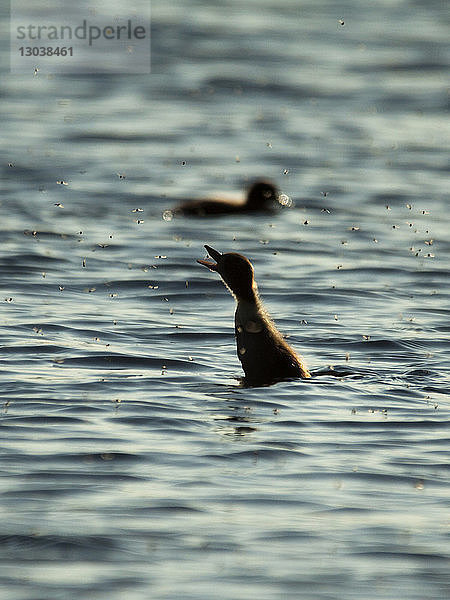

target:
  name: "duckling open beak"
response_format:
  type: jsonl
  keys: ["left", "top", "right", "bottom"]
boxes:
{"left": 197, "top": 244, "right": 222, "bottom": 271}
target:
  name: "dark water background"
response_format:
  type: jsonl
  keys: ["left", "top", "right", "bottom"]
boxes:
{"left": 1, "top": 1, "right": 449, "bottom": 598}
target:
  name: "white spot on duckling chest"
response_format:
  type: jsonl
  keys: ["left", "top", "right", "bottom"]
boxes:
{"left": 235, "top": 300, "right": 265, "bottom": 336}
{"left": 244, "top": 319, "right": 264, "bottom": 333}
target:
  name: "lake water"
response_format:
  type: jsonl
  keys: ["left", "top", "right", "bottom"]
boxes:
{"left": 1, "top": 1, "right": 449, "bottom": 599}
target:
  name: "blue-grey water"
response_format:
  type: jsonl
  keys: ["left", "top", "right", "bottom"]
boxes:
{"left": 1, "top": 1, "right": 449, "bottom": 599}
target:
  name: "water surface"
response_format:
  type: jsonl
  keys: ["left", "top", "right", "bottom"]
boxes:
{"left": 1, "top": 1, "right": 449, "bottom": 599}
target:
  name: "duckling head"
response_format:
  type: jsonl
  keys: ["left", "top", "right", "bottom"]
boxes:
{"left": 245, "top": 180, "right": 278, "bottom": 209}
{"left": 197, "top": 245, "right": 256, "bottom": 301}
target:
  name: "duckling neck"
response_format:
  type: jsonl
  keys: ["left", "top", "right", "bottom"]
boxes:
{"left": 232, "top": 283, "right": 258, "bottom": 304}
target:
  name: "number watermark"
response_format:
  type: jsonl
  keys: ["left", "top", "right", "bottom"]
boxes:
{"left": 10, "top": 1, "right": 151, "bottom": 74}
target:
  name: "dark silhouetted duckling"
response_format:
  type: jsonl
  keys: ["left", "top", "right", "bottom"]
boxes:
{"left": 197, "top": 245, "right": 311, "bottom": 386}
{"left": 175, "top": 180, "right": 278, "bottom": 216}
